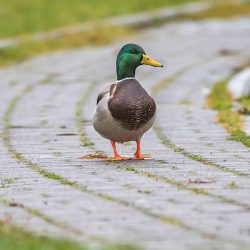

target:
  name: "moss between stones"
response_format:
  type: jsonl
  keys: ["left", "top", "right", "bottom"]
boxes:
{"left": 0, "top": 179, "right": 14, "bottom": 188}
{"left": 152, "top": 67, "right": 191, "bottom": 93}
{"left": 4, "top": 85, "right": 208, "bottom": 240}
{"left": 125, "top": 167, "right": 136, "bottom": 171}
{"left": 178, "top": 98, "right": 191, "bottom": 105}
{"left": 72, "top": 80, "right": 228, "bottom": 237}
{"left": 75, "top": 84, "right": 96, "bottom": 148}
{"left": 1, "top": 85, "right": 147, "bottom": 245}
{"left": 225, "top": 181, "right": 240, "bottom": 189}
{"left": 239, "top": 97, "right": 250, "bottom": 113}
{"left": 4, "top": 62, "right": 249, "bottom": 247}
{"left": 0, "top": 197, "right": 83, "bottom": 236}
{"left": 153, "top": 125, "right": 250, "bottom": 178}
{"left": 116, "top": 163, "right": 250, "bottom": 211}
{"left": 3, "top": 178, "right": 14, "bottom": 185}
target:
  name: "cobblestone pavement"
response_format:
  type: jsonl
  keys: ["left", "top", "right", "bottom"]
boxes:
{"left": 0, "top": 17, "right": 250, "bottom": 250}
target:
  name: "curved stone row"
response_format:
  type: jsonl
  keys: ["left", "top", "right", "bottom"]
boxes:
{"left": 0, "top": 68, "right": 88, "bottom": 242}
{"left": 7, "top": 58, "right": 221, "bottom": 249}
{"left": 1, "top": 18, "right": 250, "bottom": 250}
{"left": 83, "top": 18, "right": 250, "bottom": 248}
{"left": 1, "top": 50, "right": 217, "bottom": 249}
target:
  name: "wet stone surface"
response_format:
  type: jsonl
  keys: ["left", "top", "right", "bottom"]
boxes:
{"left": 0, "top": 17, "right": 250, "bottom": 250}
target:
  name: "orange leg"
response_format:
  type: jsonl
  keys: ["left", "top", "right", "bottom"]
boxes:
{"left": 133, "top": 139, "right": 151, "bottom": 160}
{"left": 111, "top": 141, "right": 130, "bottom": 161}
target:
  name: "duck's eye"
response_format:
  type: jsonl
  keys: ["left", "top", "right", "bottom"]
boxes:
{"left": 131, "top": 50, "right": 136, "bottom": 54}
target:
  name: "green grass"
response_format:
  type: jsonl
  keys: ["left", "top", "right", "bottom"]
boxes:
{"left": 0, "top": 226, "right": 84, "bottom": 250}
{"left": 0, "top": 0, "right": 193, "bottom": 67}
{"left": 0, "top": 224, "right": 140, "bottom": 250}
{"left": 239, "top": 97, "right": 250, "bottom": 112}
{"left": 0, "top": 26, "right": 132, "bottom": 67}
{"left": 207, "top": 80, "right": 250, "bottom": 147}
{"left": 225, "top": 181, "right": 240, "bottom": 189}
{"left": 0, "top": 0, "right": 193, "bottom": 39}
{"left": 1, "top": 0, "right": 250, "bottom": 67}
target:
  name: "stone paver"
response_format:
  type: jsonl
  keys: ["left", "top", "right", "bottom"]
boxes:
{"left": 1, "top": 17, "right": 250, "bottom": 250}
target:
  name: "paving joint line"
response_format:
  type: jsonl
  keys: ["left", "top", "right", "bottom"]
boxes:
{"left": 1, "top": 81, "right": 223, "bottom": 244}
{"left": 1, "top": 84, "right": 112, "bottom": 245}
{"left": 116, "top": 163, "right": 250, "bottom": 211}
{"left": 74, "top": 79, "right": 249, "bottom": 247}
{"left": 0, "top": 196, "right": 82, "bottom": 237}
{"left": 74, "top": 60, "right": 250, "bottom": 214}
{"left": 151, "top": 60, "right": 250, "bottom": 178}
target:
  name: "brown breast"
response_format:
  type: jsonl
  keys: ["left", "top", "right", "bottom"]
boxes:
{"left": 108, "top": 78, "right": 156, "bottom": 131}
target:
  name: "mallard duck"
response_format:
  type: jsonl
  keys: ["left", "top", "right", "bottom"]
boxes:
{"left": 93, "top": 43, "right": 163, "bottom": 160}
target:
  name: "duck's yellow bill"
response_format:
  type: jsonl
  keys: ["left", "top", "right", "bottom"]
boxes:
{"left": 141, "top": 54, "right": 163, "bottom": 67}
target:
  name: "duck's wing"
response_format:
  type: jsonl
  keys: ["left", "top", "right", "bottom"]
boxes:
{"left": 96, "top": 83, "right": 117, "bottom": 104}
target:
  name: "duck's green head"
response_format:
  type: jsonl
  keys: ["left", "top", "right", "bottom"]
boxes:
{"left": 116, "top": 43, "right": 163, "bottom": 80}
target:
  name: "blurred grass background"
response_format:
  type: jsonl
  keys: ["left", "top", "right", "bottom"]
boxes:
{"left": 0, "top": 223, "right": 140, "bottom": 250}
{"left": 0, "top": 0, "right": 194, "bottom": 67}
{"left": 0, "top": 0, "right": 250, "bottom": 67}
{"left": 0, "top": 0, "right": 193, "bottom": 38}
